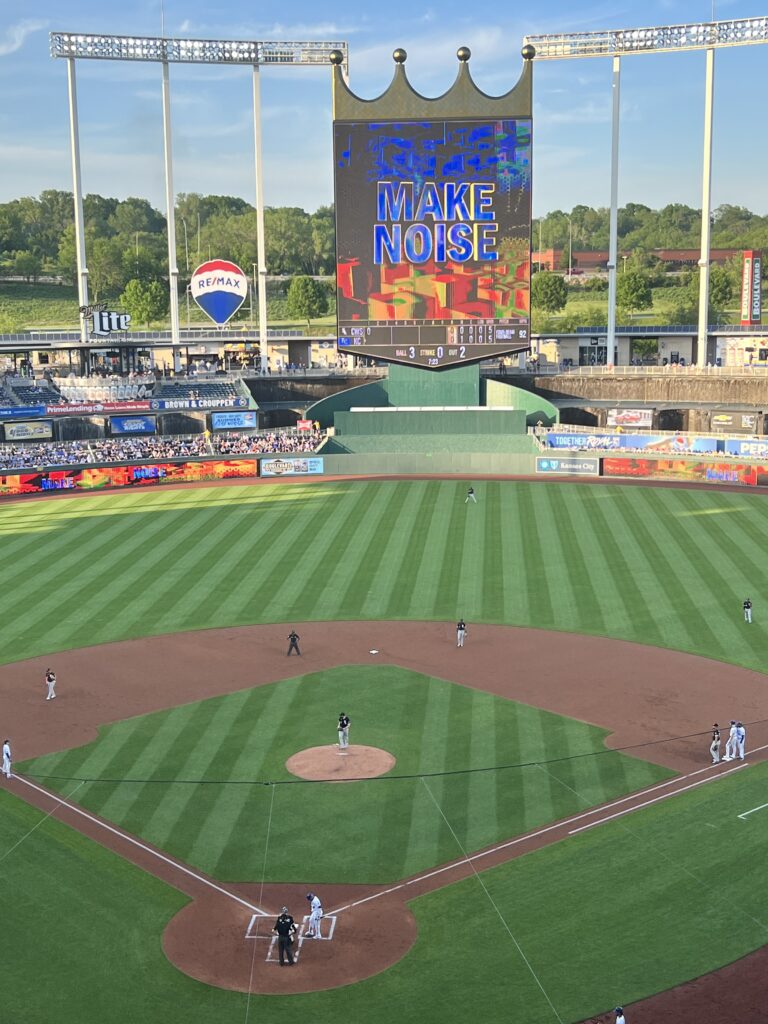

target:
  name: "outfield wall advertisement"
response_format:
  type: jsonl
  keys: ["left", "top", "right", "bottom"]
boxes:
{"left": 260, "top": 457, "right": 324, "bottom": 477}
{"left": 211, "top": 411, "right": 258, "bottom": 430}
{"left": 602, "top": 457, "right": 768, "bottom": 487}
{"left": 535, "top": 457, "right": 599, "bottom": 476}
{"left": 0, "top": 459, "right": 258, "bottom": 497}
{"left": 545, "top": 433, "right": 721, "bottom": 453}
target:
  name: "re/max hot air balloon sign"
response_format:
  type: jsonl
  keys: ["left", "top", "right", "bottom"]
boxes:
{"left": 190, "top": 260, "right": 248, "bottom": 325}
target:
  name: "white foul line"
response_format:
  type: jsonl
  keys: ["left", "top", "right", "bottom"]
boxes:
{"left": 738, "top": 801, "right": 768, "bottom": 820}
{"left": 568, "top": 763, "right": 748, "bottom": 834}
{"left": 329, "top": 750, "right": 768, "bottom": 918}
{"left": 15, "top": 775, "right": 270, "bottom": 916}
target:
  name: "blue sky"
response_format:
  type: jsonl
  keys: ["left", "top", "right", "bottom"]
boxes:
{"left": 1, "top": 0, "right": 767, "bottom": 217}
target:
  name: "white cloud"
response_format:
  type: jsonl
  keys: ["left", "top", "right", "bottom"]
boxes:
{"left": 0, "top": 18, "right": 48, "bottom": 58}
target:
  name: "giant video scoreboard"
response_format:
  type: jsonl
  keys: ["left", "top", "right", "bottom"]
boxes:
{"left": 334, "top": 117, "right": 532, "bottom": 370}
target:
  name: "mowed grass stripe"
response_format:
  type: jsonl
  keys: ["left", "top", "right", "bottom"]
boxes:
{"left": 516, "top": 483, "right": 554, "bottom": 625}
{"left": 358, "top": 483, "right": 428, "bottom": 617}
{"left": 496, "top": 482, "right": 530, "bottom": 624}
{"left": 660, "top": 487, "right": 766, "bottom": 662}
{"left": 155, "top": 688, "right": 266, "bottom": 862}
{"left": 139, "top": 689, "right": 256, "bottom": 849}
{"left": 266, "top": 483, "right": 378, "bottom": 619}
{"left": 480, "top": 481, "right": 504, "bottom": 621}
{"left": 452, "top": 484, "right": 487, "bottom": 620}
{"left": 335, "top": 481, "right": 408, "bottom": 617}
{"left": 384, "top": 483, "right": 442, "bottom": 619}
{"left": 208, "top": 485, "right": 353, "bottom": 624}
{"left": 464, "top": 689, "right": 499, "bottom": 848}
{"left": 303, "top": 484, "right": 388, "bottom": 618}
{"left": 49, "top": 490, "right": 225, "bottom": 645}
{"left": 87, "top": 699, "right": 220, "bottom": 824}
{"left": 432, "top": 483, "right": 471, "bottom": 619}
{"left": 600, "top": 489, "right": 696, "bottom": 649}
{"left": 108, "top": 496, "right": 258, "bottom": 635}
{"left": 633, "top": 487, "right": 752, "bottom": 660}
{"left": 397, "top": 677, "right": 455, "bottom": 878}
{"left": 574, "top": 485, "right": 658, "bottom": 638}
{"left": 0, "top": 500, "right": 198, "bottom": 645}
{"left": 546, "top": 485, "right": 607, "bottom": 635}
{"left": 148, "top": 501, "right": 272, "bottom": 630}
{"left": 205, "top": 680, "right": 306, "bottom": 879}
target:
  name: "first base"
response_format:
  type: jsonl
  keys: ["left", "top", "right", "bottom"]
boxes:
{"left": 369, "top": 649, "right": 379, "bottom": 655}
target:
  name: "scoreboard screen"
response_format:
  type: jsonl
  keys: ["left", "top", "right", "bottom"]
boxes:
{"left": 334, "top": 117, "right": 531, "bottom": 370}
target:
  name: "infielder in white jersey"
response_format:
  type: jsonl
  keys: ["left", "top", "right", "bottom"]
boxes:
{"left": 2, "top": 739, "right": 11, "bottom": 779}
{"left": 724, "top": 721, "right": 738, "bottom": 761}
{"left": 305, "top": 892, "right": 323, "bottom": 938}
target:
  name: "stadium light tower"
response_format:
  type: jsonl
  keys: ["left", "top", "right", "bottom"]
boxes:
{"left": 50, "top": 33, "right": 349, "bottom": 369}
{"left": 524, "top": 17, "right": 768, "bottom": 367}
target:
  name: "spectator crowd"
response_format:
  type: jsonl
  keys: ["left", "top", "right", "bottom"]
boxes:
{"left": 0, "top": 430, "right": 323, "bottom": 471}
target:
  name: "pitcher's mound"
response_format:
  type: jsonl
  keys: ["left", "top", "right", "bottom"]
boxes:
{"left": 286, "top": 745, "right": 395, "bottom": 781}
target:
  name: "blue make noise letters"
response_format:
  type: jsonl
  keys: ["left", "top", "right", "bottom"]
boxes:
{"left": 373, "top": 181, "right": 498, "bottom": 265}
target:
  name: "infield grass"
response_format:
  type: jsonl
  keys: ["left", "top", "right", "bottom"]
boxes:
{"left": 19, "top": 666, "right": 671, "bottom": 883}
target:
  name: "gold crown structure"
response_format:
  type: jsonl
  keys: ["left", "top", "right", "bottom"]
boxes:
{"left": 329, "top": 45, "right": 535, "bottom": 121}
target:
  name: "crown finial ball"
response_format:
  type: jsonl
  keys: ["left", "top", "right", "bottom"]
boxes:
{"left": 393, "top": 48, "right": 407, "bottom": 64}
{"left": 329, "top": 49, "right": 344, "bottom": 65}
{"left": 457, "top": 46, "right": 471, "bottom": 62}
{"left": 521, "top": 44, "right": 536, "bottom": 60}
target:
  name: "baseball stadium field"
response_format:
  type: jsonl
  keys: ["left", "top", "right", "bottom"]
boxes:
{"left": 1, "top": 478, "right": 768, "bottom": 1024}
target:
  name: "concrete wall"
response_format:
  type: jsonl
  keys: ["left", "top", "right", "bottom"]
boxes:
{"left": 511, "top": 373, "right": 768, "bottom": 406}
{"left": 321, "top": 452, "right": 537, "bottom": 476}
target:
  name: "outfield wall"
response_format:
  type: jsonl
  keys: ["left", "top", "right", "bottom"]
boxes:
{"left": 5, "top": 449, "right": 768, "bottom": 499}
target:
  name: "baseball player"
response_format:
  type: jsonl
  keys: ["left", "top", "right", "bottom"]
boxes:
{"left": 337, "top": 713, "right": 350, "bottom": 752}
{"left": 736, "top": 721, "right": 746, "bottom": 760}
{"left": 723, "top": 720, "right": 737, "bottom": 761}
{"left": 465, "top": 486, "right": 477, "bottom": 504}
{"left": 45, "top": 668, "right": 56, "bottom": 701}
{"left": 305, "top": 892, "right": 323, "bottom": 938}
{"left": 286, "top": 630, "right": 301, "bottom": 656}
{"left": 615, "top": 1009, "right": 626, "bottom": 1024}
{"left": 709, "top": 723, "right": 721, "bottom": 764}
{"left": 456, "top": 619, "right": 467, "bottom": 647}
{"left": 743, "top": 597, "right": 752, "bottom": 623}
{"left": 2, "top": 739, "right": 11, "bottom": 779}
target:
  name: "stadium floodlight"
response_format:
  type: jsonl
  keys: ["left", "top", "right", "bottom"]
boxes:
{"left": 524, "top": 18, "right": 768, "bottom": 367}
{"left": 50, "top": 33, "right": 348, "bottom": 364}
{"left": 524, "top": 16, "right": 768, "bottom": 59}
{"left": 50, "top": 32, "right": 348, "bottom": 69}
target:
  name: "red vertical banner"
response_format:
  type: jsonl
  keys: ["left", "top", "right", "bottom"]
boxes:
{"left": 741, "top": 250, "right": 762, "bottom": 325}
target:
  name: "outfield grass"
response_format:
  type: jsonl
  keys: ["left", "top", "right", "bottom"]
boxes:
{"left": 19, "top": 666, "right": 670, "bottom": 883}
{"left": 0, "top": 480, "right": 765, "bottom": 669}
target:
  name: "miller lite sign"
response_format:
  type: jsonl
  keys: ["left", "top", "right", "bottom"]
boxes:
{"left": 740, "top": 250, "right": 762, "bottom": 325}
{"left": 190, "top": 259, "right": 248, "bottom": 326}
{"left": 80, "top": 302, "right": 131, "bottom": 338}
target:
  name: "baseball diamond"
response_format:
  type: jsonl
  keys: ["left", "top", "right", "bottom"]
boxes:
{"left": 1, "top": 479, "right": 768, "bottom": 1024}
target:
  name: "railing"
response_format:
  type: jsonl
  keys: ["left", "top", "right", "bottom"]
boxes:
{"left": 573, "top": 324, "right": 768, "bottom": 335}
{"left": 544, "top": 364, "right": 768, "bottom": 377}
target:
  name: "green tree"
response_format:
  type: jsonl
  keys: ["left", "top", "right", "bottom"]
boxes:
{"left": 616, "top": 270, "right": 652, "bottom": 315}
{"left": 120, "top": 278, "right": 169, "bottom": 327}
{"left": 90, "top": 237, "right": 128, "bottom": 299}
{"left": 531, "top": 271, "right": 568, "bottom": 313}
{"left": 13, "top": 250, "right": 42, "bottom": 282}
{"left": 286, "top": 275, "right": 329, "bottom": 329}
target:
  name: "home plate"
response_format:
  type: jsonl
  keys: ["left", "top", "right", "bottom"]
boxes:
{"left": 369, "top": 649, "right": 379, "bottom": 655}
